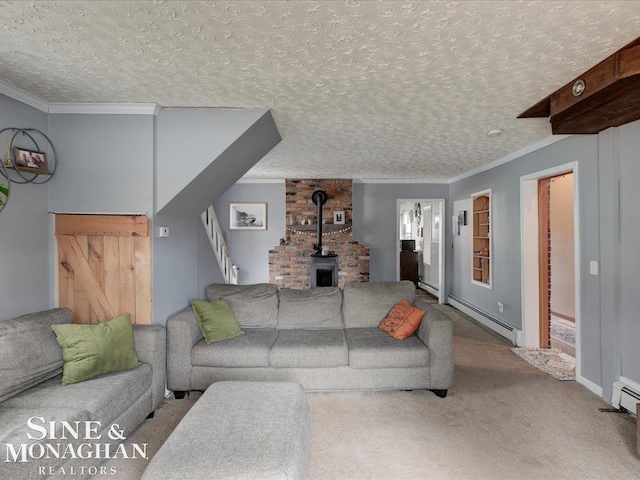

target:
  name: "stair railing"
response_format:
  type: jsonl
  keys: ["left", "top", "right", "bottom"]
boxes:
{"left": 201, "top": 205, "right": 239, "bottom": 285}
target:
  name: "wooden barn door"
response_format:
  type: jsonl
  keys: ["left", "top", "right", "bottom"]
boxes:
{"left": 55, "top": 214, "right": 152, "bottom": 325}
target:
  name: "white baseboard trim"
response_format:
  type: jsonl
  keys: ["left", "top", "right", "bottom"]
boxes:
{"left": 448, "top": 295, "right": 522, "bottom": 346}
{"left": 418, "top": 281, "right": 439, "bottom": 298}
{"left": 577, "top": 375, "right": 603, "bottom": 397}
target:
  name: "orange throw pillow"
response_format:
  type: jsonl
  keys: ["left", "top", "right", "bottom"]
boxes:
{"left": 378, "top": 299, "right": 425, "bottom": 340}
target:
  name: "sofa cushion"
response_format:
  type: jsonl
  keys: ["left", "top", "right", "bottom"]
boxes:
{"left": 1, "top": 407, "right": 91, "bottom": 477}
{"left": 191, "top": 299, "right": 244, "bottom": 344}
{"left": 270, "top": 330, "right": 348, "bottom": 368}
{"left": 0, "top": 308, "right": 73, "bottom": 403}
{"left": 343, "top": 281, "right": 416, "bottom": 328}
{"left": 345, "top": 328, "right": 429, "bottom": 369}
{"left": 207, "top": 283, "right": 278, "bottom": 328}
{"left": 52, "top": 314, "right": 141, "bottom": 385}
{"left": 2, "top": 363, "right": 152, "bottom": 428}
{"left": 191, "top": 328, "right": 278, "bottom": 368}
{"left": 277, "top": 287, "right": 343, "bottom": 329}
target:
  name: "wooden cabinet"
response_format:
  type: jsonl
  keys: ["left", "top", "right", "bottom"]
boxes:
{"left": 400, "top": 251, "right": 419, "bottom": 286}
{"left": 472, "top": 190, "right": 492, "bottom": 288}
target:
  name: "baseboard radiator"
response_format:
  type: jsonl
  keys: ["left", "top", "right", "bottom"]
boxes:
{"left": 418, "top": 281, "right": 439, "bottom": 298}
{"left": 612, "top": 377, "right": 640, "bottom": 416}
{"left": 447, "top": 295, "right": 522, "bottom": 346}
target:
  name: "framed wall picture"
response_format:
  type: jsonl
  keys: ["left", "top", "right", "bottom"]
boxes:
{"left": 13, "top": 147, "right": 48, "bottom": 174}
{"left": 230, "top": 203, "right": 267, "bottom": 230}
{"left": 333, "top": 210, "right": 345, "bottom": 225}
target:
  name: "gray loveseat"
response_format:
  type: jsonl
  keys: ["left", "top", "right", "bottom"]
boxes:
{"left": 167, "top": 281, "right": 453, "bottom": 397}
{"left": 0, "top": 308, "right": 166, "bottom": 480}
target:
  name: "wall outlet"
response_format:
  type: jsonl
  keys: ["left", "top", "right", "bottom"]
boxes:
{"left": 590, "top": 260, "right": 598, "bottom": 276}
{"left": 497, "top": 301, "right": 504, "bottom": 313}
{"left": 158, "top": 226, "right": 170, "bottom": 238}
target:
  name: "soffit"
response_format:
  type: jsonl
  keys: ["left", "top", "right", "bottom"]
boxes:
{"left": 1, "top": 1, "right": 639, "bottom": 179}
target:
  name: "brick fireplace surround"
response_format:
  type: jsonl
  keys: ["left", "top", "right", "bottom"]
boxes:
{"left": 268, "top": 179, "right": 370, "bottom": 289}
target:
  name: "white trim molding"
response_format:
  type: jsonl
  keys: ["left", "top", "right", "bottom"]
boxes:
{"left": 353, "top": 178, "right": 449, "bottom": 184}
{"left": 519, "top": 161, "right": 581, "bottom": 381}
{"left": 235, "top": 178, "right": 286, "bottom": 184}
{"left": 48, "top": 103, "right": 160, "bottom": 115}
{"left": 448, "top": 135, "right": 571, "bottom": 184}
{"left": 577, "top": 375, "right": 603, "bottom": 397}
{"left": 0, "top": 79, "right": 49, "bottom": 112}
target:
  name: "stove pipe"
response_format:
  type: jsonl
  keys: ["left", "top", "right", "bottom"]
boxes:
{"left": 311, "top": 190, "right": 328, "bottom": 255}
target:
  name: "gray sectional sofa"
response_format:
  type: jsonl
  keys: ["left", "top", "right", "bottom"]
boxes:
{"left": 0, "top": 308, "right": 166, "bottom": 480}
{"left": 167, "top": 281, "right": 454, "bottom": 397}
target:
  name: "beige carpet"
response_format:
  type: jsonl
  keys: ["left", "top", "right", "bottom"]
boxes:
{"left": 98, "top": 305, "right": 640, "bottom": 480}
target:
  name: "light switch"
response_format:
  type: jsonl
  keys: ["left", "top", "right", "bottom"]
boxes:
{"left": 590, "top": 260, "right": 598, "bottom": 276}
{"left": 158, "top": 226, "right": 170, "bottom": 238}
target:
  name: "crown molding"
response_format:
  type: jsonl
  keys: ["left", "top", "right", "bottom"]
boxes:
{"left": 0, "top": 79, "right": 49, "bottom": 112}
{"left": 48, "top": 103, "right": 160, "bottom": 115}
{"left": 353, "top": 178, "right": 450, "bottom": 184}
{"left": 447, "top": 134, "right": 570, "bottom": 184}
{"left": 236, "top": 178, "right": 286, "bottom": 184}
{"left": 0, "top": 79, "right": 161, "bottom": 115}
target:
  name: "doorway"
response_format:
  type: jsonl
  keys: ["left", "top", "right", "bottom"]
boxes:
{"left": 54, "top": 214, "right": 153, "bottom": 325}
{"left": 539, "top": 173, "right": 575, "bottom": 357}
{"left": 396, "top": 199, "right": 445, "bottom": 303}
{"left": 521, "top": 162, "right": 581, "bottom": 379}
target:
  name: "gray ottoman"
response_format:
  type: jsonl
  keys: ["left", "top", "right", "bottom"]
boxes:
{"left": 142, "top": 381, "right": 310, "bottom": 480}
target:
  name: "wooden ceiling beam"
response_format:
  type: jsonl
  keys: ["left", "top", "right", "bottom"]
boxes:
{"left": 519, "top": 36, "right": 640, "bottom": 134}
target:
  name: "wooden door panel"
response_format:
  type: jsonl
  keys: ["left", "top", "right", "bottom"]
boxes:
{"left": 118, "top": 236, "right": 137, "bottom": 324}
{"left": 55, "top": 215, "right": 152, "bottom": 325}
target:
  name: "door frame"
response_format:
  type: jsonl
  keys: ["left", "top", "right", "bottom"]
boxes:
{"left": 396, "top": 198, "right": 446, "bottom": 304}
{"left": 520, "top": 162, "right": 581, "bottom": 379}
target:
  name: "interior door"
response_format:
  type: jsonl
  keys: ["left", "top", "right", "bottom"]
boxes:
{"left": 55, "top": 214, "right": 152, "bottom": 325}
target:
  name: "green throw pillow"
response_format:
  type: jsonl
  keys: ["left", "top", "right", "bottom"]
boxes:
{"left": 191, "top": 299, "right": 244, "bottom": 344}
{"left": 52, "top": 314, "right": 141, "bottom": 386}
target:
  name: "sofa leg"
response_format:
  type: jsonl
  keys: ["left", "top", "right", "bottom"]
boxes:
{"left": 146, "top": 411, "right": 155, "bottom": 419}
{"left": 173, "top": 391, "right": 188, "bottom": 399}
{"left": 430, "top": 389, "right": 448, "bottom": 398}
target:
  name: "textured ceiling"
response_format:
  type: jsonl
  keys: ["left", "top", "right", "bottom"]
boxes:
{"left": 1, "top": 1, "right": 640, "bottom": 179}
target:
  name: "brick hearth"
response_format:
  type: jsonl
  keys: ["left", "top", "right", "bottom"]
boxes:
{"left": 268, "top": 179, "right": 370, "bottom": 289}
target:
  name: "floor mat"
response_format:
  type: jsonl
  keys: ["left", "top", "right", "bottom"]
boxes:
{"left": 511, "top": 348, "right": 576, "bottom": 381}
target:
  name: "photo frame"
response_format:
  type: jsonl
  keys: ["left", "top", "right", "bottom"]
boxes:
{"left": 13, "top": 147, "right": 48, "bottom": 174}
{"left": 229, "top": 203, "right": 267, "bottom": 230}
{"left": 333, "top": 210, "right": 345, "bottom": 225}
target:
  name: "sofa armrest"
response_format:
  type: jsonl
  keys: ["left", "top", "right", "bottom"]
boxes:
{"left": 415, "top": 299, "right": 454, "bottom": 390}
{"left": 133, "top": 325, "right": 166, "bottom": 411}
{"left": 166, "top": 307, "right": 203, "bottom": 392}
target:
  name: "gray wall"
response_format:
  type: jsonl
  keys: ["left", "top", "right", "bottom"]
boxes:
{"left": 204, "top": 181, "right": 450, "bottom": 287}
{"left": 616, "top": 120, "right": 640, "bottom": 386}
{"left": 48, "top": 114, "right": 154, "bottom": 214}
{"left": 353, "top": 183, "right": 449, "bottom": 282}
{"left": 195, "top": 182, "right": 286, "bottom": 292}
{"left": 448, "top": 133, "right": 607, "bottom": 395}
{"left": 152, "top": 214, "right": 201, "bottom": 326}
{"left": 155, "top": 108, "right": 280, "bottom": 216}
{"left": 0, "top": 94, "right": 51, "bottom": 320}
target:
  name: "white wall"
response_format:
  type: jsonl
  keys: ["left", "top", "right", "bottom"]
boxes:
{"left": 550, "top": 173, "right": 575, "bottom": 319}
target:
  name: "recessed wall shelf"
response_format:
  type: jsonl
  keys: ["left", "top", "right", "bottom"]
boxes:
{"left": 471, "top": 189, "right": 492, "bottom": 288}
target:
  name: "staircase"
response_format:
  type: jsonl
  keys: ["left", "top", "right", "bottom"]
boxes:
{"left": 201, "top": 205, "right": 239, "bottom": 285}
